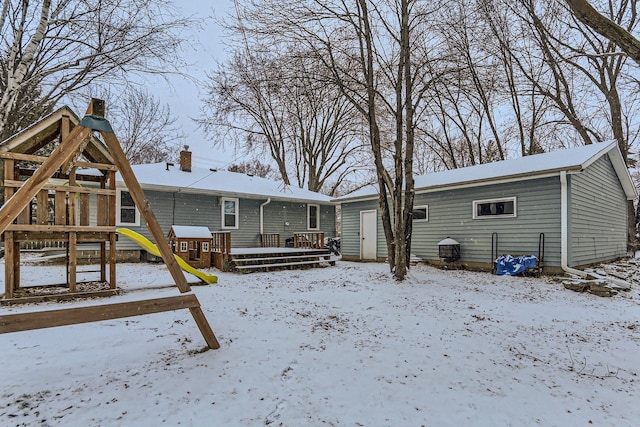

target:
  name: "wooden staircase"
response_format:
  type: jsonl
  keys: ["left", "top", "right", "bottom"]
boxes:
{"left": 229, "top": 248, "right": 336, "bottom": 272}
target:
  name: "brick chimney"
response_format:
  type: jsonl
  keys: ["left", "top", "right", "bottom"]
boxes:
{"left": 179, "top": 145, "right": 192, "bottom": 172}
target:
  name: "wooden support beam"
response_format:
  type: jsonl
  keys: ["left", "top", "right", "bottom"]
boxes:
{"left": 79, "top": 193, "right": 90, "bottom": 226}
{"left": 4, "top": 232, "right": 14, "bottom": 299}
{"left": 10, "top": 231, "right": 111, "bottom": 242}
{"left": 68, "top": 169, "right": 77, "bottom": 226}
{"left": 36, "top": 190, "right": 48, "bottom": 225}
{"left": 0, "top": 153, "right": 117, "bottom": 171}
{"left": 13, "top": 239, "right": 20, "bottom": 290}
{"left": 108, "top": 170, "right": 116, "bottom": 288}
{"left": 0, "top": 294, "right": 202, "bottom": 334}
{"left": 100, "top": 242, "right": 107, "bottom": 282}
{"left": 68, "top": 231, "right": 77, "bottom": 293}
{"left": 0, "top": 125, "right": 91, "bottom": 234}
{"left": 97, "top": 195, "right": 108, "bottom": 226}
{"left": 55, "top": 191, "right": 67, "bottom": 225}
{"left": 6, "top": 225, "right": 115, "bottom": 233}
{"left": 3, "top": 180, "right": 116, "bottom": 196}
{"left": 100, "top": 130, "right": 219, "bottom": 349}
{"left": 100, "top": 131, "right": 190, "bottom": 293}
{"left": 3, "top": 159, "right": 15, "bottom": 200}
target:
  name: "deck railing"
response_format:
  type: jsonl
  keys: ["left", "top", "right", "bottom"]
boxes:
{"left": 18, "top": 240, "right": 68, "bottom": 250}
{"left": 293, "top": 232, "right": 325, "bottom": 249}
{"left": 211, "top": 232, "right": 231, "bottom": 270}
{"left": 260, "top": 233, "right": 280, "bottom": 248}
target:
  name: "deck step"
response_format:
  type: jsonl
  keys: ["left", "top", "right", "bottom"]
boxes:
{"left": 234, "top": 258, "right": 333, "bottom": 270}
{"left": 233, "top": 253, "right": 331, "bottom": 263}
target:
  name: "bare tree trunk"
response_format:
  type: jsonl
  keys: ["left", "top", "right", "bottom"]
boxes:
{"left": 356, "top": 0, "right": 396, "bottom": 271}
{"left": 566, "top": 0, "right": 640, "bottom": 66}
{"left": 401, "top": 0, "right": 415, "bottom": 274}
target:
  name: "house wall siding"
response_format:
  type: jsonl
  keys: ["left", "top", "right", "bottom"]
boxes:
{"left": 114, "top": 189, "right": 174, "bottom": 251}
{"left": 114, "top": 190, "right": 335, "bottom": 251}
{"left": 569, "top": 155, "right": 628, "bottom": 266}
{"left": 340, "top": 176, "right": 563, "bottom": 266}
{"left": 410, "top": 177, "right": 561, "bottom": 266}
{"left": 262, "top": 201, "right": 336, "bottom": 246}
{"left": 340, "top": 199, "right": 386, "bottom": 259}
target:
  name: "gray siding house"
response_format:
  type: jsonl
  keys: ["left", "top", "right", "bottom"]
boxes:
{"left": 335, "top": 142, "right": 637, "bottom": 273}
{"left": 113, "top": 150, "right": 336, "bottom": 255}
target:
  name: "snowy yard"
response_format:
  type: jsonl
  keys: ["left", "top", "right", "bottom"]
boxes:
{"left": 1, "top": 259, "right": 638, "bottom": 426}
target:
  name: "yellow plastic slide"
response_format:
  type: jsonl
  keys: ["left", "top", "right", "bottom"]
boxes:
{"left": 117, "top": 228, "right": 218, "bottom": 285}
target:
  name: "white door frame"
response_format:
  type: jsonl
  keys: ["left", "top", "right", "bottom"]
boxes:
{"left": 360, "top": 209, "right": 377, "bottom": 260}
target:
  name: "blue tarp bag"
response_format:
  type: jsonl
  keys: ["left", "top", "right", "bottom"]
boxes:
{"left": 495, "top": 254, "right": 537, "bottom": 275}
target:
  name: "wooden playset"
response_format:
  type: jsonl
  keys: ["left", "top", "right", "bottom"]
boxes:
{"left": 0, "top": 99, "right": 219, "bottom": 349}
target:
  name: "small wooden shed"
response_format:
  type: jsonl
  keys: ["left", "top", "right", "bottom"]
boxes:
{"left": 168, "top": 225, "right": 212, "bottom": 269}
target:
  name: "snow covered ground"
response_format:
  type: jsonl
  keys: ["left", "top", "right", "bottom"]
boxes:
{"left": 1, "top": 259, "right": 638, "bottom": 426}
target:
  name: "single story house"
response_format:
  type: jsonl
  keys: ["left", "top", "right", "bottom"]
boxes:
{"left": 114, "top": 148, "right": 336, "bottom": 258}
{"left": 334, "top": 141, "right": 638, "bottom": 274}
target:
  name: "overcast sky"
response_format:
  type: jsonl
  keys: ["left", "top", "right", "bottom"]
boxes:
{"left": 150, "top": 0, "right": 236, "bottom": 169}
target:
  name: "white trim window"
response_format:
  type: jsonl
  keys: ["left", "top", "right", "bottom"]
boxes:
{"left": 202, "top": 242, "right": 210, "bottom": 252}
{"left": 412, "top": 205, "right": 428, "bottom": 222}
{"left": 308, "top": 204, "right": 320, "bottom": 230}
{"left": 116, "top": 189, "right": 140, "bottom": 226}
{"left": 222, "top": 197, "right": 239, "bottom": 229}
{"left": 180, "top": 241, "right": 188, "bottom": 252}
{"left": 473, "top": 197, "right": 517, "bottom": 219}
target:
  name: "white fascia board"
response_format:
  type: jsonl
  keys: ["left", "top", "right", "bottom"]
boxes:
{"left": 604, "top": 146, "right": 638, "bottom": 200}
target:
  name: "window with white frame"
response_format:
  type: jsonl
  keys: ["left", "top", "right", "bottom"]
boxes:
{"left": 412, "top": 205, "right": 428, "bottom": 222}
{"left": 202, "top": 242, "right": 209, "bottom": 252}
{"left": 308, "top": 204, "right": 320, "bottom": 230}
{"left": 180, "top": 241, "right": 188, "bottom": 252}
{"left": 473, "top": 197, "right": 516, "bottom": 219}
{"left": 116, "top": 189, "right": 140, "bottom": 226}
{"left": 222, "top": 197, "right": 239, "bottom": 229}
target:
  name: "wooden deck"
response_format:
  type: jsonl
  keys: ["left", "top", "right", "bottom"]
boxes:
{"left": 211, "top": 231, "right": 337, "bottom": 272}
{"left": 227, "top": 247, "right": 337, "bottom": 272}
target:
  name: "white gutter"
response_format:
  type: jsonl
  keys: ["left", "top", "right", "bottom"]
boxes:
{"left": 259, "top": 197, "right": 271, "bottom": 234}
{"left": 560, "top": 171, "right": 588, "bottom": 277}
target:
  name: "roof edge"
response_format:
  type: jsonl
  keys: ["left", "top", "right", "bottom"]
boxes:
{"left": 119, "top": 182, "right": 336, "bottom": 205}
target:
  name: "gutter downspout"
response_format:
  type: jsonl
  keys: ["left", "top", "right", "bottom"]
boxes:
{"left": 259, "top": 198, "right": 271, "bottom": 235}
{"left": 560, "top": 171, "right": 588, "bottom": 277}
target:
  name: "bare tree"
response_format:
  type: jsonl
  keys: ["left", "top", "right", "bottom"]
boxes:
{"left": 0, "top": 0, "right": 193, "bottom": 139}
{"left": 285, "top": 56, "right": 366, "bottom": 195}
{"left": 230, "top": 0, "right": 445, "bottom": 279}
{"left": 199, "top": 48, "right": 365, "bottom": 196}
{"left": 565, "top": 0, "right": 640, "bottom": 65}
{"left": 106, "top": 87, "right": 183, "bottom": 165}
{"left": 228, "top": 160, "right": 274, "bottom": 178}
{"left": 200, "top": 51, "right": 292, "bottom": 185}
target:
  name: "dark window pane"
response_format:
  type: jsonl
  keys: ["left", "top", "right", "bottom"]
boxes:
{"left": 412, "top": 207, "right": 427, "bottom": 220}
{"left": 121, "top": 207, "right": 136, "bottom": 223}
{"left": 477, "top": 200, "right": 514, "bottom": 217}
{"left": 309, "top": 205, "right": 318, "bottom": 229}
{"left": 224, "top": 214, "right": 236, "bottom": 227}
{"left": 121, "top": 191, "right": 134, "bottom": 207}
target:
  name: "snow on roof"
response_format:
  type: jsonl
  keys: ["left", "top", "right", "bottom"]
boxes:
{"left": 335, "top": 141, "right": 634, "bottom": 201}
{"left": 169, "top": 225, "right": 212, "bottom": 239}
{"left": 116, "top": 164, "right": 333, "bottom": 203}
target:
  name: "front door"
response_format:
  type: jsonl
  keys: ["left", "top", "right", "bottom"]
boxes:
{"left": 360, "top": 210, "right": 377, "bottom": 260}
